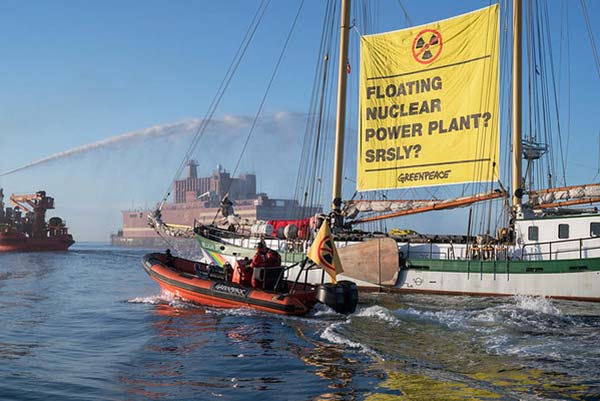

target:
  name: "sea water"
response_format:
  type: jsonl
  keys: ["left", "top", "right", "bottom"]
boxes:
{"left": 1, "top": 243, "right": 598, "bottom": 400}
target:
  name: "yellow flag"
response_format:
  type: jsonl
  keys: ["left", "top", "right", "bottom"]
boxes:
{"left": 358, "top": 5, "right": 499, "bottom": 191}
{"left": 307, "top": 221, "right": 343, "bottom": 281}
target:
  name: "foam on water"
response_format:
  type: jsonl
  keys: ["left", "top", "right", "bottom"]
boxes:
{"left": 309, "top": 302, "right": 339, "bottom": 317}
{"left": 321, "top": 321, "right": 364, "bottom": 349}
{"left": 319, "top": 318, "right": 383, "bottom": 360}
{"left": 396, "top": 306, "right": 473, "bottom": 330}
{"left": 363, "top": 295, "right": 589, "bottom": 367}
{"left": 471, "top": 298, "right": 569, "bottom": 331}
{"left": 127, "top": 290, "right": 197, "bottom": 309}
{"left": 512, "top": 294, "right": 562, "bottom": 315}
{"left": 127, "top": 291, "right": 175, "bottom": 305}
{"left": 393, "top": 295, "right": 569, "bottom": 335}
{"left": 204, "top": 306, "right": 260, "bottom": 317}
{"left": 412, "top": 296, "right": 590, "bottom": 363}
{"left": 355, "top": 305, "right": 402, "bottom": 326}
{"left": 127, "top": 294, "right": 165, "bottom": 305}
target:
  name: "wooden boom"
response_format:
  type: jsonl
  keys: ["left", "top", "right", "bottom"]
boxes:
{"left": 349, "top": 190, "right": 506, "bottom": 224}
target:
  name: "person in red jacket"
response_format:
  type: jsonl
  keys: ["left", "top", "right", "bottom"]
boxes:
{"left": 251, "top": 241, "right": 269, "bottom": 268}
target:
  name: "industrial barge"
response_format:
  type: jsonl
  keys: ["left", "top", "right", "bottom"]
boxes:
{"left": 0, "top": 189, "right": 74, "bottom": 252}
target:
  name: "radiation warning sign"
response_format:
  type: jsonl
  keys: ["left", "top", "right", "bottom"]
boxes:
{"left": 358, "top": 5, "right": 500, "bottom": 191}
{"left": 412, "top": 29, "right": 443, "bottom": 64}
{"left": 307, "top": 221, "right": 343, "bottom": 281}
{"left": 314, "top": 236, "right": 336, "bottom": 271}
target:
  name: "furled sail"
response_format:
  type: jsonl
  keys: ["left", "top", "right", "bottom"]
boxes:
{"left": 357, "top": 5, "right": 500, "bottom": 191}
{"left": 529, "top": 184, "right": 600, "bottom": 209}
{"left": 344, "top": 189, "right": 506, "bottom": 223}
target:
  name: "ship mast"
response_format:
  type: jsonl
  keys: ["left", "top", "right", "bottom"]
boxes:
{"left": 331, "top": 0, "right": 351, "bottom": 228}
{"left": 512, "top": 0, "right": 523, "bottom": 208}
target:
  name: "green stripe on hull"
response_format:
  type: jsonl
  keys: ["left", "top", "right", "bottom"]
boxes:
{"left": 195, "top": 235, "right": 306, "bottom": 264}
{"left": 407, "top": 257, "right": 600, "bottom": 274}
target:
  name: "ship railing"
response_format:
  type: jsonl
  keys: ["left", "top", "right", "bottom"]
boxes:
{"left": 402, "top": 235, "right": 600, "bottom": 261}
{"left": 520, "top": 235, "right": 600, "bottom": 261}
{"left": 402, "top": 241, "right": 447, "bottom": 260}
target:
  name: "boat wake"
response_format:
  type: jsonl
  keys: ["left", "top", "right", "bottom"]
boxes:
{"left": 389, "top": 295, "right": 572, "bottom": 335}
{"left": 204, "top": 306, "right": 261, "bottom": 317}
{"left": 355, "top": 304, "right": 403, "bottom": 326}
{"left": 332, "top": 295, "right": 600, "bottom": 382}
{"left": 127, "top": 290, "right": 198, "bottom": 309}
{"left": 309, "top": 302, "right": 341, "bottom": 317}
{"left": 317, "top": 305, "right": 396, "bottom": 360}
{"left": 510, "top": 294, "right": 563, "bottom": 315}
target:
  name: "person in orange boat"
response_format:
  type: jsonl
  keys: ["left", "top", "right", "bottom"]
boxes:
{"left": 265, "top": 247, "right": 281, "bottom": 267}
{"left": 251, "top": 241, "right": 269, "bottom": 268}
{"left": 249, "top": 241, "right": 282, "bottom": 289}
{"left": 165, "top": 248, "right": 173, "bottom": 264}
{"left": 251, "top": 241, "right": 282, "bottom": 267}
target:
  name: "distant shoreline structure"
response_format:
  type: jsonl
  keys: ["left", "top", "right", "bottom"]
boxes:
{"left": 111, "top": 161, "right": 320, "bottom": 247}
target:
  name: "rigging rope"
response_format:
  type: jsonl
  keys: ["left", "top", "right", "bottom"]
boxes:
{"left": 158, "top": 0, "right": 271, "bottom": 210}
{"left": 293, "top": 0, "right": 338, "bottom": 219}
{"left": 580, "top": 0, "right": 600, "bottom": 79}
{"left": 542, "top": 0, "right": 567, "bottom": 187}
{"left": 206, "top": 1, "right": 308, "bottom": 226}
{"left": 228, "top": 1, "right": 306, "bottom": 183}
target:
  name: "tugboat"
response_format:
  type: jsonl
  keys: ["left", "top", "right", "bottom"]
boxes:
{"left": 0, "top": 189, "right": 75, "bottom": 252}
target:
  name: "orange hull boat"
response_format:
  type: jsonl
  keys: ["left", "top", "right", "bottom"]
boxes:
{"left": 142, "top": 253, "right": 321, "bottom": 316}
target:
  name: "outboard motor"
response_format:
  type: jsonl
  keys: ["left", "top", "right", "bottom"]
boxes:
{"left": 316, "top": 280, "right": 358, "bottom": 314}
{"left": 337, "top": 280, "right": 359, "bottom": 313}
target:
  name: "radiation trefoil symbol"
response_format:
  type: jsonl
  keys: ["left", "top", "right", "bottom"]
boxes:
{"left": 316, "top": 236, "right": 335, "bottom": 272}
{"left": 412, "top": 29, "right": 443, "bottom": 65}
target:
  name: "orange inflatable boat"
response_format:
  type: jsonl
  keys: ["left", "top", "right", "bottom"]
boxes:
{"left": 141, "top": 252, "right": 358, "bottom": 316}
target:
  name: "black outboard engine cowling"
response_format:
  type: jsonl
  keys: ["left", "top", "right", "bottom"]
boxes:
{"left": 316, "top": 280, "right": 358, "bottom": 314}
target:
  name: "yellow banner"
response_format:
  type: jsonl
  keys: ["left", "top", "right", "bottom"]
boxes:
{"left": 307, "top": 221, "right": 343, "bottom": 282}
{"left": 358, "top": 5, "right": 499, "bottom": 191}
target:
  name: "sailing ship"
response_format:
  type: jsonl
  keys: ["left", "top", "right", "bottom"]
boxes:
{"left": 151, "top": 1, "right": 600, "bottom": 301}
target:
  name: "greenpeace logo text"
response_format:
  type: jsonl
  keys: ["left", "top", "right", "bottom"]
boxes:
{"left": 213, "top": 283, "right": 249, "bottom": 298}
{"left": 397, "top": 169, "right": 451, "bottom": 183}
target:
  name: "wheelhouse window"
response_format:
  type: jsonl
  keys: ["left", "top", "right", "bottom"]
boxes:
{"left": 591, "top": 222, "right": 600, "bottom": 237}
{"left": 558, "top": 224, "right": 569, "bottom": 239}
{"left": 528, "top": 226, "right": 539, "bottom": 241}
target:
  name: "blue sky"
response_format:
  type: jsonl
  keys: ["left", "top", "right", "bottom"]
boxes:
{"left": 0, "top": 1, "right": 598, "bottom": 242}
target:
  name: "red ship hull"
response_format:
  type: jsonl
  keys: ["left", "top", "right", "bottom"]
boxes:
{"left": 0, "top": 232, "right": 75, "bottom": 252}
